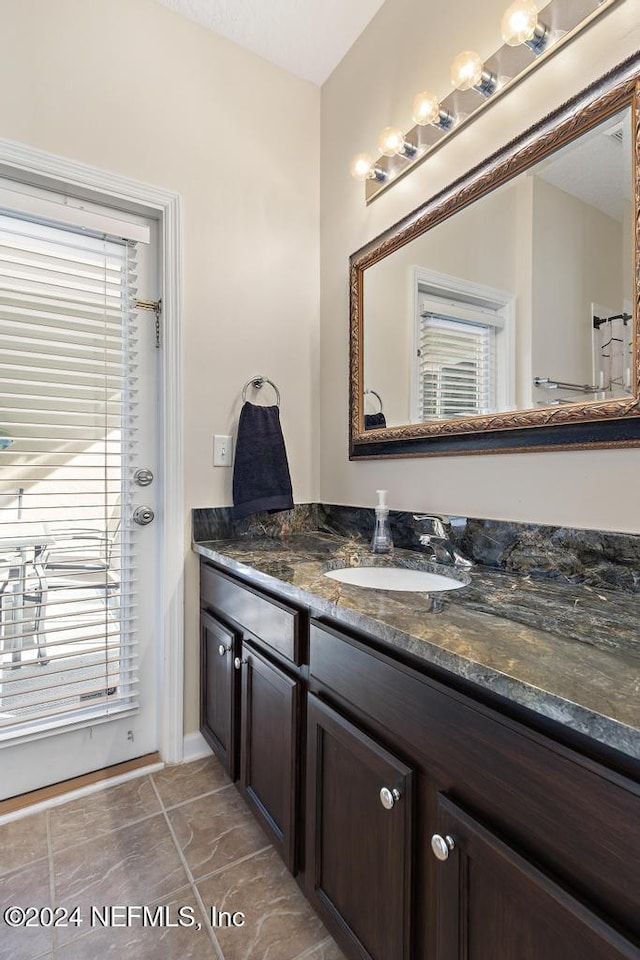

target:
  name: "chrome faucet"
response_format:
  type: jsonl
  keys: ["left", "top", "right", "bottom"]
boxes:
{"left": 413, "top": 514, "right": 474, "bottom": 568}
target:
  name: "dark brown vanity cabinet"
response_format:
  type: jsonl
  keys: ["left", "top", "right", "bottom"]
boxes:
{"left": 434, "top": 794, "right": 640, "bottom": 960}
{"left": 199, "top": 560, "right": 640, "bottom": 960}
{"left": 306, "top": 694, "right": 414, "bottom": 960}
{"left": 308, "top": 619, "right": 640, "bottom": 960}
{"left": 199, "top": 562, "right": 304, "bottom": 873}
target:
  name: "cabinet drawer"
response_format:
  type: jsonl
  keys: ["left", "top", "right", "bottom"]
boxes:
{"left": 310, "top": 620, "right": 640, "bottom": 940}
{"left": 201, "top": 562, "right": 302, "bottom": 664}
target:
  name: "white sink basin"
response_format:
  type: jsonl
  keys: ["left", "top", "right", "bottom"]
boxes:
{"left": 324, "top": 565, "right": 467, "bottom": 592}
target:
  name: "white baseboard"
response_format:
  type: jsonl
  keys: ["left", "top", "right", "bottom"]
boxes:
{"left": 1, "top": 737, "right": 212, "bottom": 825}
{"left": 0, "top": 761, "right": 165, "bottom": 826}
{"left": 182, "top": 731, "right": 212, "bottom": 763}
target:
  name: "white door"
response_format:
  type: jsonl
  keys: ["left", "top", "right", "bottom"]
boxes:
{"left": 0, "top": 194, "right": 161, "bottom": 799}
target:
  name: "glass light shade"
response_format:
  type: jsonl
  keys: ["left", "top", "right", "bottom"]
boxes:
{"left": 378, "top": 126, "right": 406, "bottom": 157}
{"left": 450, "top": 50, "right": 484, "bottom": 91}
{"left": 349, "top": 152, "right": 375, "bottom": 181}
{"left": 412, "top": 91, "right": 441, "bottom": 126}
{"left": 501, "top": 0, "right": 538, "bottom": 45}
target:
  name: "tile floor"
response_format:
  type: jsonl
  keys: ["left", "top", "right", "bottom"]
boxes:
{"left": 0, "top": 756, "right": 346, "bottom": 960}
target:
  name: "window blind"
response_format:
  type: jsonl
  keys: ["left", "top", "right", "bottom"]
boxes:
{"left": 418, "top": 312, "right": 496, "bottom": 420}
{"left": 0, "top": 212, "right": 138, "bottom": 739}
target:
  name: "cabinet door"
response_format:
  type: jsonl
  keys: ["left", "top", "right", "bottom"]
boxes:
{"left": 306, "top": 694, "right": 414, "bottom": 960}
{"left": 200, "top": 611, "right": 238, "bottom": 778}
{"left": 238, "top": 641, "right": 300, "bottom": 873}
{"left": 434, "top": 793, "right": 640, "bottom": 960}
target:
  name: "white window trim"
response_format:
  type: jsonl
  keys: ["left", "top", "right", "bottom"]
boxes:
{"left": 0, "top": 138, "right": 184, "bottom": 763}
{"left": 410, "top": 266, "right": 516, "bottom": 423}
{"left": 0, "top": 178, "right": 152, "bottom": 244}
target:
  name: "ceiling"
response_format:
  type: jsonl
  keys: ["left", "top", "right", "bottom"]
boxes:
{"left": 535, "top": 108, "right": 632, "bottom": 223}
{"left": 153, "top": 0, "right": 386, "bottom": 85}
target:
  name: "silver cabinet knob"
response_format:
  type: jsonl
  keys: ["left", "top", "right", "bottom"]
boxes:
{"left": 234, "top": 656, "right": 248, "bottom": 670}
{"left": 431, "top": 834, "right": 455, "bottom": 861}
{"left": 380, "top": 787, "right": 401, "bottom": 810}
{"left": 133, "top": 505, "right": 154, "bottom": 526}
{"left": 218, "top": 644, "right": 227, "bottom": 656}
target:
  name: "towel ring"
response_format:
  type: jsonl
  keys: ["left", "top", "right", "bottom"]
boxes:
{"left": 364, "top": 389, "right": 384, "bottom": 414}
{"left": 241, "top": 376, "right": 281, "bottom": 407}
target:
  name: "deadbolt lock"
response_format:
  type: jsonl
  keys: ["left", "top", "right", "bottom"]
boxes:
{"left": 133, "top": 506, "right": 155, "bottom": 526}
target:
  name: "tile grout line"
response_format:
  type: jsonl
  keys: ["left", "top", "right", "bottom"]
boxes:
{"left": 48, "top": 807, "right": 162, "bottom": 858}
{"left": 150, "top": 769, "right": 274, "bottom": 881}
{"left": 45, "top": 776, "right": 234, "bottom": 859}
{"left": 293, "top": 935, "right": 341, "bottom": 960}
{"left": 153, "top": 779, "right": 235, "bottom": 813}
{"left": 148, "top": 773, "right": 225, "bottom": 960}
{"left": 46, "top": 808, "right": 57, "bottom": 960}
{"left": 7, "top": 760, "right": 343, "bottom": 960}
{"left": 43, "top": 772, "right": 163, "bottom": 858}
{"left": 20, "top": 774, "right": 233, "bottom": 864}
{"left": 194, "top": 843, "right": 274, "bottom": 885}
{"left": 152, "top": 764, "right": 335, "bottom": 956}
{"left": 45, "top": 775, "right": 177, "bottom": 956}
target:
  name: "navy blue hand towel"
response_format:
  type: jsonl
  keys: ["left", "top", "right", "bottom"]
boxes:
{"left": 364, "top": 411, "right": 387, "bottom": 430}
{"left": 232, "top": 402, "right": 294, "bottom": 519}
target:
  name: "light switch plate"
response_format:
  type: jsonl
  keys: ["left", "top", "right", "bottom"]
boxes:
{"left": 213, "top": 434, "right": 233, "bottom": 467}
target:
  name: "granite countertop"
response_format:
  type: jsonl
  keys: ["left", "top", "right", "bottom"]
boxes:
{"left": 193, "top": 532, "right": 640, "bottom": 761}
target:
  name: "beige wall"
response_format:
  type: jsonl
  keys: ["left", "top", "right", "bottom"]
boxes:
{"left": 320, "top": 0, "right": 640, "bottom": 532}
{"left": 0, "top": 0, "right": 320, "bottom": 734}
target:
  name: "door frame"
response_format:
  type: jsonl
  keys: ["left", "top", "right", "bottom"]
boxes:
{"left": 0, "top": 137, "right": 185, "bottom": 763}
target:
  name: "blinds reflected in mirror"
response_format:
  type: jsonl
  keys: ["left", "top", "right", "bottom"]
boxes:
{"left": 417, "top": 312, "right": 496, "bottom": 421}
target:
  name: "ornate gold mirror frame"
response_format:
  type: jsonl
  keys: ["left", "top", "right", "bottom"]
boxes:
{"left": 349, "top": 53, "right": 640, "bottom": 459}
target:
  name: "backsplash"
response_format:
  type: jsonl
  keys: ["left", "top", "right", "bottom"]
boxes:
{"left": 192, "top": 504, "right": 322, "bottom": 542}
{"left": 192, "top": 503, "right": 640, "bottom": 594}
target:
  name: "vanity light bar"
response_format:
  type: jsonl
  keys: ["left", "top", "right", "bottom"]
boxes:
{"left": 353, "top": 0, "right": 621, "bottom": 203}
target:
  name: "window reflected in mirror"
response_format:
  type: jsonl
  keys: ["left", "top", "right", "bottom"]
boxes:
{"left": 362, "top": 106, "right": 633, "bottom": 430}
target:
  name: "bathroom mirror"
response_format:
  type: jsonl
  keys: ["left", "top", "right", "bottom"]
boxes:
{"left": 350, "top": 54, "right": 640, "bottom": 457}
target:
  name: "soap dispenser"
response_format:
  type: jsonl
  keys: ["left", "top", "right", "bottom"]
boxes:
{"left": 371, "top": 489, "right": 394, "bottom": 554}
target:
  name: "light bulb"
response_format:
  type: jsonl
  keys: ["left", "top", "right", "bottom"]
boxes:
{"left": 350, "top": 152, "right": 375, "bottom": 181}
{"left": 501, "top": 0, "right": 549, "bottom": 51}
{"left": 450, "top": 51, "right": 484, "bottom": 91}
{"left": 501, "top": 0, "right": 538, "bottom": 45}
{"left": 377, "top": 126, "right": 406, "bottom": 157}
{"left": 450, "top": 50, "right": 497, "bottom": 96}
{"left": 412, "top": 91, "right": 455, "bottom": 130}
{"left": 412, "top": 91, "right": 441, "bottom": 126}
